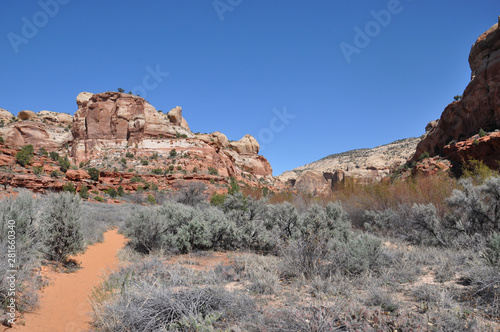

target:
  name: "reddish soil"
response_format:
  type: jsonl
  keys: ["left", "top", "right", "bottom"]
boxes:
{"left": 13, "top": 229, "right": 127, "bottom": 332}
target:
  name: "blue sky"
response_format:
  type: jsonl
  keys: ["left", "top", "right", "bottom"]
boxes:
{"left": 1, "top": 1, "right": 498, "bottom": 175}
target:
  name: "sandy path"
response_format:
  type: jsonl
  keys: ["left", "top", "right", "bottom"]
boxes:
{"left": 13, "top": 229, "right": 127, "bottom": 332}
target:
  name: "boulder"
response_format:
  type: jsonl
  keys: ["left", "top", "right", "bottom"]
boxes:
{"left": 18, "top": 110, "right": 36, "bottom": 120}
{"left": 229, "top": 134, "right": 260, "bottom": 154}
{"left": 66, "top": 169, "right": 90, "bottom": 181}
{"left": 76, "top": 92, "right": 94, "bottom": 107}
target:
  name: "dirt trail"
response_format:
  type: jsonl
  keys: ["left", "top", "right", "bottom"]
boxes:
{"left": 13, "top": 229, "right": 127, "bottom": 332}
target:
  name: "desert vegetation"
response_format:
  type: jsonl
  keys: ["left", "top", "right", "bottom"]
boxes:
{"left": 88, "top": 173, "right": 500, "bottom": 331}
{"left": 0, "top": 191, "right": 133, "bottom": 319}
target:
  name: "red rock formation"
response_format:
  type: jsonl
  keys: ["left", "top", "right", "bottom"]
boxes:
{"left": 412, "top": 21, "right": 500, "bottom": 161}
{"left": 66, "top": 169, "right": 90, "bottom": 181}
{"left": 443, "top": 132, "right": 500, "bottom": 169}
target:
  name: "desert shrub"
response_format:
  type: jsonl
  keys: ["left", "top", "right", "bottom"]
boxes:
{"left": 0, "top": 191, "right": 42, "bottom": 312}
{"left": 482, "top": 232, "right": 500, "bottom": 267}
{"left": 479, "top": 128, "right": 487, "bottom": 137}
{"left": 228, "top": 176, "right": 240, "bottom": 195}
{"left": 465, "top": 263, "right": 500, "bottom": 318}
{"left": 117, "top": 186, "right": 125, "bottom": 196}
{"left": 79, "top": 185, "right": 89, "bottom": 199}
{"left": 461, "top": 160, "right": 499, "bottom": 182}
{"left": 147, "top": 194, "right": 156, "bottom": 205}
{"left": 37, "top": 147, "right": 48, "bottom": 156}
{"left": 123, "top": 202, "right": 202, "bottom": 254}
{"left": 210, "top": 193, "right": 226, "bottom": 206}
{"left": 94, "top": 195, "right": 105, "bottom": 202}
{"left": 87, "top": 167, "right": 100, "bottom": 181}
{"left": 235, "top": 254, "right": 281, "bottom": 295}
{"left": 151, "top": 168, "right": 162, "bottom": 175}
{"left": 208, "top": 167, "right": 218, "bottom": 175}
{"left": 50, "top": 170, "right": 61, "bottom": 178}
{"left": 62, "top": 182, "right": 76, "bottom": 194}
{"left": 49, "top": 151, "right": 59, "bottom": 161}
{"left": 106, "top": 188, "right": 117, "bottom": 198}
{"left": 15, "top": 144, "right": 34, "bottom": 166}
{"left": 223, "top": 193, "right": 272, "bottom": 250}
{"left": 80, "top": 201, "right": 133, "bottom": 244}
{"left": 418, "top": 151, "right": 430, "bottom": 161}
{"left": 125, "top": 151, "right": 134, "bottom": 158}
{"left": 266, "top": 202, "right": 301, "bottom": 240}
{"left": 92, "top": 276, "right": 254, "bottom": 331}
{"left": 203, "top": 206, "right": 237, "bottom": 249}
{"left": 280, "top": 202, "right": 381, "bottom": 278}
{"left": 0, "top": 136, "right": 4, "bottom": 143}
{"left": 446, "top": 177, "right": 500, "bottom": 239}
{"left": 169, "top": 149, "right": 177, "bottom": 158}
{"left": 39, "top": 192, "right": 84, "bottom": 262}
{"left": 364, "top": 203, "right": 446, "bottom": 246}
{"left": 58, "top": 156, "right": 71, "bottom": 173}
{"left": 174, "top": 181, "right": 208, "bottom": 206}
{"left": 33, "top": 166, "right": 43, "bottom": 175}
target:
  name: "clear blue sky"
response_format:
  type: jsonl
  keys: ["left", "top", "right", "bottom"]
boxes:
{"left": 1, "top": 1, "right": 498, "bottom": 175}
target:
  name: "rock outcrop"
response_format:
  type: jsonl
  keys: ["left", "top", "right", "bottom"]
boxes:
{"left": 279, "top": 138, "right": 419, "bottom": 193}
{"left": 412, "top": 21, "right": 500, "bottom": 162}
{"left": 1, "top": 121, "right": 72, "bottom": 150}
{"left": 0, "top": 91, "right": 275, "bottom": 194}
{"left": 443, "top": 131, "right": 500, "bottom": 170}
{"left": 230, "top": 134, "right": 260, "bottom": 154}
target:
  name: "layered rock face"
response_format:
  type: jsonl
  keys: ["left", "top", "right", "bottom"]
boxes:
{"left": 0, "top": 91, "right": 273, "bottom": 193}
{"left": 279, "top": 138, "right": 419, "bottom": 193}
{"left": 412, "top": 21, "right": 500, "bottom": 162}
{"left": 71, "top": 91, "right": 191, "bottom": 162}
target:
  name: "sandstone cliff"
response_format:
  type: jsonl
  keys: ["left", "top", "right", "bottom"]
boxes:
{"left": 0, "top": 91, "right": 274, "bottom": 194}
{"left": 412, "top": 21, "right": 500, "bottom": 166}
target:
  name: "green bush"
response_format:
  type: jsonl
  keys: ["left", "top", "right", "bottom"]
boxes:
{"left": 151, "top": 168, "right": 163, "bottom": 175}
{"left": 210, "top": 193, "right": 226, "bottom": 206}
{"left": 15, "top": 145, "right": 34, "bottom": 166}
{"left": 107, "top": 188, "right": 118, "bottom": 198}
{"left": 0, "top": 136, "right": 4, "bottom": 143}
{"left": 117, "top": 186, "right": 125, "bottom": 196}
{"left": 49, "top": 151, "right": 59, "bottom": 161}
{"left": 38, "top": 147, "right": 48, "bottom": 156}
{"left": 478, "top": 128, "right": 487, "bottom": 138}
{"left": 58, "top": 156, "right": 71, "bottom": 173}
{"left": 141, "top": 159, "right": 149, "bottom": 166}
{"left": 40, "top": 193, "right": 84, "bottom": 262}
{"left": 50, "top": 170, "right": 61, "bottom": 178}
{"left": 33, "top": 166, "right": 43, "bottom": 175}
{"left": 169, "top": 149, "right": 177, "bottom": 158}
{"left": 94, "top": 195, "right": 105, "bottom": 202}
{"left": 228, "top": 176, "right": 240, "bottom": 195}
{"left": 125, "top": 152, "right": 134, "bottom": 158}
{"left": 208, "top": 167, "right": 218, "bottom": 175}
{"left": 62, "top": 182, "right": 76, "bottom": 194}
{"left": 87, "top": 167, "right": 100, "bottom": 181}
{"left": 418, "top": 151, "right": 430, "bottom": 161}
{"left": 147, "top": 194, "right": 156, "bottom": 205}
{"left": 79, "top": 185, "right": 89, "bottom": 199}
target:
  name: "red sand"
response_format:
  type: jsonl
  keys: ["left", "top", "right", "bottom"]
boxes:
{"left": 13, "top": 229, "right": 127, "bottom": 332}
